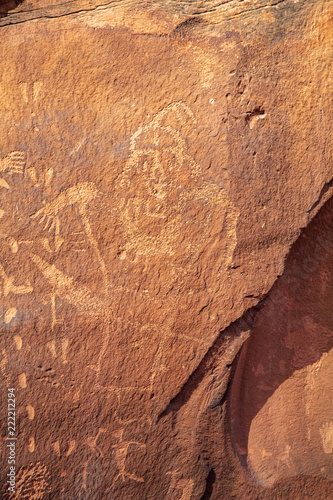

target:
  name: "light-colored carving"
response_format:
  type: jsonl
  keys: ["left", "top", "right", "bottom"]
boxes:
{"left": 65, "top": 439, "right": 76, "bottom": 457}
{"left": 0, "top": 178, "right": 10, "bottom": 189}
{"left": 28, "top": 437, "right": 35, "bottom": 453}
{"left": 0, "top": 263, "right": 33, "bottom": 298}
{"left": 46, "top": 340, "right": 57, "bottom": 358}
{"left": 33, "top": 81, "right": 43, "bottom": 102}
{"left": 32, "top": 182, "right": 98, "bottom": 223}
{"left": 0, "top": 349, "right": 10, "bottom": 385}
{"left": 6, "top": 236, "right": 19, "bottom": 254}
{"left": 28, "top": 167, "right": 38, "bottom": 185}
{"left": 26, "top": 405, "right": 35, "bottom": 420}
{"left": 19, "top": 81, "right": 42, "bottom": 103}
{"left": 51, "top": 438, "right": 76, "bottom": 458}
{"left": 19, "top": 82, "right": 28, "bottom": 103}
{"left": 18, "top": 373, "right": 27, "bottom": 389}
{"left": 81, "top": 428, "right": 106, "bottom": 492}
{"left": 70, "top": 138, "right": 86, "bottom": 156}
{"left": 111, "top": 428, "right": 146, "bottom": 484}
{"left": 28, "top": 166, "right": 53, "bottom": 188}
{"left": 0, "top": 151, "right": 25, "bottom": 175}
{"left": 44, "top": 167, "right": 53, "bottom": 186}
{"left": 10, "top": 462, "right": 50, "bottom": 500}
{"left": 31, "top": 182, "right": 108, "bottom": 290}
{"left": 4, "top": 307, "right": 17, "bottom": 324}
{"left": 51, "top": 440, "right": 61, "bottom": 457}
{"left": 117, "top": 101, "right": 239, "bottom": 264}
{"left": 166, "top": 470, "right": 194, "bottom": 500}
{"left": 30, "top": 254, "right": 104, "bottom": 315}
{"left": 61, "top": 338, "right": 69, "bottom": 364}
{"left": 13, "top": 335, "right": 22, "bottom": 350}
{"left": 320, "top": 422, "right": 333, "bottom": 454}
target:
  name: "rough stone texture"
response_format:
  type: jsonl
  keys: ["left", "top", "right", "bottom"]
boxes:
{"left": 0, "top": 0, "right": 332, "bottom": 498}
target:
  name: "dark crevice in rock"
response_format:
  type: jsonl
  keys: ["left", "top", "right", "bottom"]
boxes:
{"left": 200, "top": 467, "right": 216, "bottom": 500}
{"left": 230, "top": 195, "right": 333, "bottom": 484}
{"left": 307, "top": 176, "right": 333, "bottom": 216}
{"left": 0, "top": 0, "right": 23, "bottom": 17}
{"left": 157, "top": 302, "right": 265, "bottom": 421}
{"left": 0, "top": 0, "right": 120, "bottom": 26}
{"left": 170, "top": 16, "right": 205, "bottom": 37}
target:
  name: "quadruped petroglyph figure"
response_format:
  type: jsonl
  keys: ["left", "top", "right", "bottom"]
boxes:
{"left": 111, "top": 428, "right": 146, "bottom": 485}
{"left": 0, "top": 100, "right": 241, "bottom": 493}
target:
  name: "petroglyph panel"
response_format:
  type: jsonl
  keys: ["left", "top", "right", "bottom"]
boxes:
{"left": 116, "top": 102, "right": 239, "bottom": 276}
{"left": 0, "top": 4, "right": 331, "bottom": 497}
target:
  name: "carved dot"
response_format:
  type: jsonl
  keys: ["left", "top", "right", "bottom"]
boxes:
{"left": 13, "top": 335, "right": 22, "bottom": 350}
{"left": 4, "top": 307, "right": 17, "bottom": 324}
{"left": 18, "top": 373, "right": 27, "bottom": 389}
{"left": 26, "top": 405, "right": 35, "bottom": 420}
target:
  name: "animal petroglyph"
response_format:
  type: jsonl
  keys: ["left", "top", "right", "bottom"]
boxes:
{"left": 30, "top": 253, "right": 105, "bottom": 316}
{"left": 31, "top": 182, "right": 108, "bottom": 291}
{"left": 111, "top": 428, "right": 146, "bottom": 485}
{"left": 32, "top": 182, "right": 98, "bottom": 231}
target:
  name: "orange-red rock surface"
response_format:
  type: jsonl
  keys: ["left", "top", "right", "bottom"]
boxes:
{"left": 0, "top": 0, "right": 332, "bottom": 498}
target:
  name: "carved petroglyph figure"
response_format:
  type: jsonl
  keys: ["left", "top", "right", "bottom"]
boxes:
{"left": 0, "top": 151, "right": 25, "bottom": 190}
{"left": 31, "top": 182, "right": 108, "bottom": 291}
{"left": 111, "top": 428, "right": 146, "bottom": 484}
{"left": 0, "top": 151, "right": 26, "bottom": 175}
{"left": 80, "top": 428, "right": 107, "bottom": 492}
{"left": 166, "top": 470, "right": 194, "bottom": 500}
{"left": 30, "top": 253, "right": 104, "bottom": 317}
{"left": 0, "top": 263, "right": 33, "bottom": 298}
{"left": 117, "top": 101, "right": 239, "bottom": 264}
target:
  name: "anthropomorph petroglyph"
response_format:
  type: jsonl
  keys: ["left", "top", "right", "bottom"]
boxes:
{"left": 117, "top": 101, "right": 239, "bottom": 264}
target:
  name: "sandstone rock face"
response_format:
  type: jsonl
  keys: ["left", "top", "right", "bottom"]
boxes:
{"left": 230, "top": 197, "right": 333, "bottom": 488}
{"left": 0, "top": 0, "right": 332, "bottom": 498}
